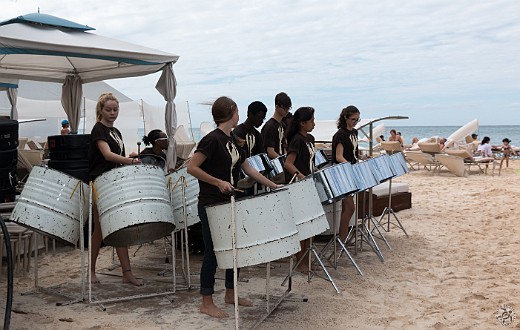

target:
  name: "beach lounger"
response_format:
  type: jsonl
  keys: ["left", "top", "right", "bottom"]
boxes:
{"left": 418, "top": 142, "right": 443, "bottom": 155}
{"left": 404, "top": 151, "right": 440, "bottom": 174}
{"left": 381, "top": 141, "right": 402, "bottom": 155}
{"left": 434, "top": 154, "right": 466, "bottom": 177}
{"left": 445, "top": 149, "right": 498, "bottom": 176}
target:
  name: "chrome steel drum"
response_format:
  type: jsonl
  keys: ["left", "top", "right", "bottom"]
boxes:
{"left": 238, "top": 153, "right": 271, "bottom": 188}
{"left": 206, "top": 188, "right": 300, "bottom": 269}
{"left": 368, "top": 155, "right": 394, "bottom": 183}
{"left": 389, "top": 153, "right": 409, "bottom": 176}
{"left": 314, "top": 162, "right": 358, "bottom": 204}
{"left": 166, "top": 166, "right": 200, "bottom": 231}
{"left": 245, "top": 153, "right": 270, "bottom": 174}
{"left": 94, "top": 164, "right": 175, "bottom": 246}
{"left": 286, "top": 176, "right": 329, "bottom": 240}
{"left": 314, "top": 149, "right": 329, "bottom": 169}
{"left": 351, "top": 160, "right": 379, "bottom": 191}
{"left": 267, "top": 154, "right": 286, "bottom": 182}
{"left": 10, "top": 166, "right": 88, "bottom": 244}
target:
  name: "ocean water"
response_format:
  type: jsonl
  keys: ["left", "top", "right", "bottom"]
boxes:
{"left": 380, "top": 125, "right": 520, "bottom": 147}
{"left": 185, "top": 125, "right": 520, "bottom": 147}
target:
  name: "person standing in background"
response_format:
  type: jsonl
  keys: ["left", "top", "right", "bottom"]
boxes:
{"left": 61, "top": 119, "right": 70, "bottom": 135}
{"left": 332, "top": 105, "right": 366, "bottom": 243}
{"left": 233, "top": 101, "right": 267, "bottom": 158}
{"left": 261, "top": 92, "right": 292, "bottom": 159}
{"left": 284, "top": 106, "right": 317, "bottom": 273}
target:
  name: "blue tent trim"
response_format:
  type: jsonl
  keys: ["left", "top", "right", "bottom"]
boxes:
{"left": 0, "top": 13, "right": 95, "bottom": 31}
{"left": 0, "top": 47, "right": 164, "bottom": 66}
{"left": 0, "top": 82, "right": 18, "bottom": 88}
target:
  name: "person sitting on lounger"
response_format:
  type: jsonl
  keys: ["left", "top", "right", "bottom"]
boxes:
{"left": 389, "top": 129, "right": 404, "bottom": 147}
{"left": 477, "top": 136, "right": 494, "bottom": 158}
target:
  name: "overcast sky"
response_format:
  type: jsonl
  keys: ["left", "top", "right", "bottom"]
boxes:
{"left": 2, "top": 0, "right": 519, "bottom": 127}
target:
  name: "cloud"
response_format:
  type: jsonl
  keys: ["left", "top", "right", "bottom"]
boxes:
{"left": 2, "top": 0, "right": 520, "bottom": 126}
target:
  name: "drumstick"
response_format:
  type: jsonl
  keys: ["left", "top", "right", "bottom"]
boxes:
{"left": 137, "top": 142, "right": 141, "bottom": 160}
{"left": 288, "top": 171, "right": 299, "bottom": 184}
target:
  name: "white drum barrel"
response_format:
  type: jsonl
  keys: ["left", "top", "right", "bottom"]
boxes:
{"left": 286, "top": 176, "right": 329, "bottom": 240}
{"left": 206, "top": 188, "right": 299, "bottom": 269}
{"left": 10, "top": 166, "right": 88, "bottom": 244}
{"left": 166, "top": 166, "right": 200, "bottom": 231}
{"left": 94, "top": 164, "right": 175, "bottom": 246}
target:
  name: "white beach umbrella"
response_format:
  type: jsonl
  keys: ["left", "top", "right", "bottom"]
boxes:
{"left": 447, "top": 118, "right": 479, "bottom": 143}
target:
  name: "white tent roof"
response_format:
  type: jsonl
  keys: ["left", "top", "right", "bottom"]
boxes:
{"left": 0, "top": 13, "right": 180, "bottom": 169}
{"left": 0, "top": 13, "right": 179, "bottom": 83}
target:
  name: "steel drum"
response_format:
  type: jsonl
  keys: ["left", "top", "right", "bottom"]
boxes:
{"left": 314, "top": 162, "right": 358, "bottom": 204}
{"left": 367, "top": 155, "right": 395, "bottom": 183}
{"left": 351, "top": 160, "right": 379, "bottom": 192}
{"left": 94, "top": 164, "right": 175, "bottom": 246}
{"left": 10, "top": 166, "right": 88, "bottom": 244}
{"left": 267, "top": 154, "right": 286, "bottom": 183}
{"left": 205, "top": 188, "right": 300, "bottom": 269}
{"left": 389, "top": 153, "right": 409, "bottom": 177}
{"left": 314, "top": 149, "right": 329, "bottom": 169}
{"left": 286, "top": 176, "right": 329, "bottom": 240}
{"left": 166, "top": 166, "right": 200, "bottom": 231}
{"left": 245, "top": 153, "right": 270, "bottom": 174}
{"left": 238, "top": 153, "right": 271, "bottom": 189}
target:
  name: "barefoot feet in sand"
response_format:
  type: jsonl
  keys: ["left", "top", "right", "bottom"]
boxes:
{"left": 122, "top": 270, "right": 144, "bottom": 286}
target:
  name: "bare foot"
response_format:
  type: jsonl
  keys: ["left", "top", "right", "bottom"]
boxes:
{"left": 90, "top": 272, "right": 100, "bottom": 284}
{"left": 225, "top": 296, "right": 253, "bottom": 307}
{"left": 200, "top": 303, "right": 229, "bottom": 318}
{"left": 122, "top": 271, "right": 144, "bottom": 286}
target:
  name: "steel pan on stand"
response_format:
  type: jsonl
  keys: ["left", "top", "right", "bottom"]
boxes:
{"left": 314, "top": 162, "right": 358, "bottom": 204}
{"left": 11, "top": 166, "right": 89, "bottom": 304}
{"left": 94, "top": 164, "right": 175, "bottom": 247}
{"left": 205, "top": 188, "right": 299, "bottom": 269}
{"left": 166, "top": 165, "right": 200, "bottom": 289}
{"left": 267, "top": 154, "right": 286, "bottom": 184}
{"left": 367, "top": 155, "right": 395, "bottom": 183}
{"left": 10, "top": 166, "right": 88, "bottom": 244}
{"left": 166, "top": 166, "right": 200, "bottom": 230}
{"left": 285, "top": 176, "right": 329, "bottom": 240}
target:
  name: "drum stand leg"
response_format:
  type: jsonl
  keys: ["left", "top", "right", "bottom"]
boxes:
{"left": 22, "top": 186, "right": 86, "bottom": 306}
{"left": 252, "top": 258, "right": 308, "bottom": 329}
{"left": 320, "top": 201, "right": 363, "bottom": 276}
{"left": 281, "top": 237, "right": 340, "bottom": 294}
{"left": 378, "top": 179, "right": 409, "bottom": 237}
{"left": 349, "top": 191, "right": 386, "bottom": 262}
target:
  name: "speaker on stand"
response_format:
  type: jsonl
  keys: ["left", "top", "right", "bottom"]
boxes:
{"left": 0, "top": 120, "right": 19, "bottom": 203}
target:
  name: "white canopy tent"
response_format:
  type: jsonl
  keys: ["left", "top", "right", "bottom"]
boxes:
{"left": 0, "top": 13, "right": 180, "bottom": 168}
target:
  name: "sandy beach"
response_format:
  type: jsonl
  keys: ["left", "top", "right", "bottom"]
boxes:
{"left": 1, "top": 160, "right": 519, "bottom": 329}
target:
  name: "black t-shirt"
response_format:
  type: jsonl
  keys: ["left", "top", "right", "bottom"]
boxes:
{"left": 233, "top": 123, "right": 264, "bottom": 158}
{"left": 332, "top": 128, "right": 358, "bottom": 164}
{"left": 140, "top": 147, "right": 166, "bottom": 169}
{"left": 88, "top": 122, "right": 126, "bottom": 180}
{"left": 196, "top": 129, "right": 245, "bottom": 206}
{"left": 261, "top": 118, "right": 286, "bottom": 157}
{"left": 284, "top": 133, "right": 316, "bottom": 183}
